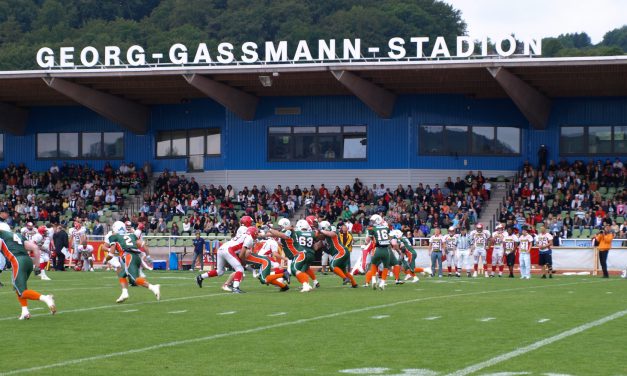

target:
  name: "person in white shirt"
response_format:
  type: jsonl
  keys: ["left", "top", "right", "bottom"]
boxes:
{"left": 535, "top": 226, "right": 554, "bottom": 279}
{"left": 518, "top": 227, "right": 534, "bottom": 279}
{"left": 491, "top": 224, "right": 505, "bottom": 277}
{"left": 469, "top": 223, "right": 491, "bottom": 278}
{"left": 429, "top": 228, "right": 445, "bottom": 278}
{"left": 32, "top": 226, "right": 53, "bottom": 280}
{"left": 502, "top": 227, "right": 519, "bottom": 278}
{"left": 442, "top": 226, "right": 458, "bottom": 277}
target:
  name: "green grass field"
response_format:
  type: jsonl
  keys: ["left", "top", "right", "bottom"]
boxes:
{"left": 0, "top": 271, "right": 626, "bottom": 376}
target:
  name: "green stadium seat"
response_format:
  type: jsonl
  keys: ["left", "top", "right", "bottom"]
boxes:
{"left": 599, "top": 187, "right": 607, "bottom": 194}
{"left": 581, "top": 229, "right": 591, "bottom": 238}
{"left": 616, "top": 217, "right": 625, "bottom": 224}
{"left": 441, "top": 229, "right": 448, "bottom": 235}
{"left": 157, "top": 239, "right": 167, "bottom": 247}
{"left": 571, "top": 229, "right": 581, "bottom": 238}
{"left": 591, "top": 229, "right": 600, "bottom": 236}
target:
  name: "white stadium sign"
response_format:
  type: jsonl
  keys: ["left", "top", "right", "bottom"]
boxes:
{"left": 35, "top": 36, "right": 542, "bottom": 68}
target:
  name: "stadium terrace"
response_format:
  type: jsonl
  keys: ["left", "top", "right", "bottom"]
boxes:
{"left": 35, "top": 36, "right": 542, "bottom": 68}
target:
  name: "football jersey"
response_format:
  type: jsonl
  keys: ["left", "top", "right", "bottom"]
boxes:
{"left": 257, "top": 238, "right": 278, "bottom": 258}
{"left": 535, "top": 233, "right": 553, "bottom": 250}
{"left": 20, "top": 227, "right": 37, "bottom": 241}
{"left": 518, "top": 234, "right": 534, "bottom": 252}
{"left": 367, "top": 225, "right": 391, "bottom": 247}
{"left": 221, "top": 233, "right": 254, "bottom": 255}
{"left": 290, "top": 230, "right": 315, "bottom": 255}
{"left": 278, "top": 230, "right": 300, "bottom": 260}
{"left": 322, "top": 231, "right": 348, "bottom": 257}
{"left": 69, "top": 226, "right": 86, "bottom": 246}
{"left": 469, "top": 230, "right": 491, "bottom": 249}
{"left": 31, "top": 233, "right": 51, "bottom": 253}
{"left": 443, "top": 234, "right": 458, "bottom": 251}
{"left": 0, "top": 230, "right": 28, "bottom": 258}
{"left": 108, "top": 233, "right": 141, "bottom": 254}
{"left": 492, "top": 231, "right": 505, "bottom": 249}
{"left": 429, "top": 234, "right": 444, "bottom": 251}
{"left": 502, "top": 234, "right": 519, "bottom": 254}
{"left": 235, "top": 225, "right": 248, "bottom": 238}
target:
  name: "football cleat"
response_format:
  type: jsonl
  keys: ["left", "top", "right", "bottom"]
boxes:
{"left": 472, "top": 271, "right": 477, "bottom": 278}
{"left": 301, "top": 283, "right": 312, "bottom": 293}
{"left": 40, "top": 274, "right": 51, "bottom": 281}
{"left": 484, "top": 271, "right": 489, "bottom": 278}
{"left": 152, "top": 285, "right": 161, "bottom": 301}
{"left": 19, "top": 313, "right": 31, "bottom": 320}
{"left": 231, "top": 287, "right": 245, "bottom": 294}
{"left": 195, "top": 275, "right": 203, "bottom": 288}
{"left": 404, "top": 274, "right": 412, "bottom": 281}
{"left": 280, "top": 285, "right": 290, "bottom": 292}
{"left": 40, "top": 295, "right": 56, "bottom": 315}
{"left": 116, "top": 291, "right": 129, "bottom": 303}
{"left": 313, "top": 281, "right": 320, "bottom": 289}
{"left": 378, "top": 280, "right": 386, "bottom": 290}
{"left": 221, "top": 284, "right": 233, "bottom": 292}
{"left": 343, "top": 278, "right": 350, "bottom": 285}
{"left": 411, "top": 276, "right": 419, "bottom": 283}
{"left": 395, "top": 280, "right": 404, "bottom": 285}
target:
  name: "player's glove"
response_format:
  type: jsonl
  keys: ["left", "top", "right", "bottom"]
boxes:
{"left": 145, "top": 255, "right": 153, "bottom": 263}
{"left": 33, "top": 267, "right": 41, "bottom": 276}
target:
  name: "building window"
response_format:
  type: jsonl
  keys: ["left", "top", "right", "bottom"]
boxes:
{"left": 37, "top": 132, "right": 124, "bottom": 159}
{"left": 156, "top": 129, "right": 221, "bottom": 158}
{"left": 560, "top": 126, "right": 627, "bottom": 155}
{"left": 268, "top": 125, "right": 366, "bottom": 161}
{"left": 418, "top": 125, "right": 520, "bottom": 156}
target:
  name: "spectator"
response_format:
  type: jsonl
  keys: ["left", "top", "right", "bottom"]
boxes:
{"left": 594, "top": 224, "right": 615, "bottom": 278}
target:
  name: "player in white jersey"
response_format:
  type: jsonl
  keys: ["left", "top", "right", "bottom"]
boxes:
{"left": 535, "top": 226, "right": 554, "bottom": 279}
{"left": 456, "top": 227, "right": 473, "bottom": 277}
{"left": 517, "top": 226, "right": 534, "bottom": 279}
{"left": 20, "top": 222, "right": 37, "bottom": 241}
{"left": 502, "top": 227, "right": 519, "bottom": 278}
{"left": 69, "top": 221, "right": 87, "bottom": 265}
{"left": 236, "top": 215, "right": 253, "bottom": 238}
{"left": 32, "top": 226, "right": 53, "bottom": 280}
{"left": 490, "top": 224, "right": 506, "bottom": 277}
{"left": 442, "top": 226, "right": 458, "bottom": 277}
{"left": 429, "top": 228, "right": 445, "bottom": 278}
{"left": 196, "top": 226, "right": 256, "bottom": 293}
{"left": 470, "top": 223, "right": 491, "bottom": 277}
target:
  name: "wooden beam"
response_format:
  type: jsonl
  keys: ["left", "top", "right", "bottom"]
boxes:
{"left": 331, "top": 70, "right": 396, "bottom": 118}
{"left": 183, "top": 74, "right": 258, "bottom": 121}
{"left": 0, "top": 102, "right": 28, "bottom": 135}
{"left": 42, "top": 77, "right": 149, "bottom": 134}
{"left": 488, "top": 67, "right": 552, "bottom": 130}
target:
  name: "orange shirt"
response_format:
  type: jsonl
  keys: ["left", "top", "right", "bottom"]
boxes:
{"left": 595, "top": 233, "right": 614, "bottom": 251}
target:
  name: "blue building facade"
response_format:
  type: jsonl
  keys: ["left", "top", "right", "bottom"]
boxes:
{"left": 2, "top": 94, "right": 626, "bottom": 173}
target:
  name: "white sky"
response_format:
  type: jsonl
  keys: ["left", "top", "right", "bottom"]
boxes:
{"left": 443, "top": 0, "right": 627, "bottom": 43}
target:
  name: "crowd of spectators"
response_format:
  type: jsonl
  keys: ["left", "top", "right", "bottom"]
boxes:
{"left": 504, "top": 158, "right": 626, "bottom": 239}
{"left": 0, "top": 161, "right": 148, "bottom": 230}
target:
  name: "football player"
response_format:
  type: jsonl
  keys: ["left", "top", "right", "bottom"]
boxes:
{"left": 518, "top": 226, "right": 534, "bottom": 279}
{"left": 502, "top": 226, "right": 519, "bottom": 278}
{"left": 364, "top": 214, "right": 391, "bottom": 290}
{"left": 108, "top": 221, "right": 161, "bottom": 302}
{"left": 20, "top": 222, "right": 37, "bottom": 241}
{"left": 317, "top": 221, "right": 357, "bottom": 288}
{"left": 428, "top": 228, "right": 445, "bottom": 278}
{"left": 31, "top": 226, "right": 53, "bottom": 280}
{"left": 470, "top": 223, "right": 491, "bottom": 277}
{"left": 442, "top": 226, "right": 458, "bottom": 277}
{"left": 535, "top": 226, "right": 554, "bottom": 279}
{"left": 0, "top": 222, "right": 56, "bottom": 320}
{"left": 69, "top": 220, "right": 87, "bottom": 267}
{"left": 390, "top": 230, "right": 428, "bottom": 283}
{"left": 491, "top": 224, "right": 505, "bottom": 277}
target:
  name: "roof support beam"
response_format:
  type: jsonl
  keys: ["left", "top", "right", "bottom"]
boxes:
{"left": 487, "top": 67, "right": 551, "bottom": 130}
{"left": 183, "top": 74, "right": 258, "bottom": 121}
{"left": 331, "top": 70, "right": 396, "bottom": 118}
{"left": 42, "top": 77, "right": 149, "bottom": 134}
{"left": 0, "top": 103, "right": 28, "bottom": 135}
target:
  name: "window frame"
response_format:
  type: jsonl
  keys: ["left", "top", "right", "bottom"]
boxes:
{"left": 155, "top": 128, "right": 222, "bottom": 159}
{"left": 560, "top": 125, "right": 627, "bottom": 156}
{"left": 418, "top": 125, "right": 521, "bottom": 156}
{"left": 36, "top": 132, "right": 124, "bottom": 160}
{"left": 267, "top": 125, "right": 367, "bottom": 162}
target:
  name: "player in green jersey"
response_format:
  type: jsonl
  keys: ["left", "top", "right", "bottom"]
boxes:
{"left": 108, "top": 221, "right": 160, "bottom": 303}
{"left": 316, "top": 221, "right": 357, "bottom": 288}
{"left": 364, "top": 214, "right": 391, "bottom": 290}
{"left": 0, "top": 222, "right": 56, "bottom": 320}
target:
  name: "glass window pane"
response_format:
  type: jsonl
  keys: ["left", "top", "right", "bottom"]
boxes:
{"left": 471, "top": 127, "right": 495, "bottom": 154}
{"left": 269, "top": 134, "right": 292, "bottom": 160}
{"left": 561, "top": 127, "right": 585, "bottom": 154}
{"left": 293, "top": 127, "right": 316, "bottom": 134}
{"left": 269, "top": 127, "right": 291, "bottom": 133}
{"left": 614, "top": 126, "right": 627, "bottom": 154}
{"left": 343, "top": 126, "right": 366, "bottom": 133}
{"left": 318, "top": 134, "right": 342, "bottom": 159}
{"left": 419, "top": 125, "right": 444, "bottom": 154}
{"left": 588, "top": 126, "right": 612, "bottom": 154}
{"left": 343, "top": 135, "right": 367, "bottom": 159}
{"left": 37, "top": 134, "right": 58, "bottom": 158}
{"left": 188, "top": 155, "right": 204, "bottom": 171}
{"left": 59, "top": 133, "right": 78, "bottom": 158}
{"left": 0, "top": 134, "right": 3, "bottom": 160}
{"left": 445, "top": 126, "right": 468, "bottom": 154}
{"left": 293, "top": 134, "right": 318, "bottom": 159}
{"left": 82, "top": 133, "right": 101, "bottom": 158}
{"left": 206, "top": 130, "right": 221, "bottom": 155}
{"left": 318, "top": 126, "right": 341, "bottom": 133}
{"left": 103, "top": 132, "right": 124, "bottom": 158}
{"left": 495, "top": 127, "right": 520, "bottom": 154}
{"left": 171, "top": 131, "right": 187, "bottom": 156}
{"left": 189, "top": 129, "right": 205, "bottom": 155}
{"left": 156, "top": 132, "right": 171, "bottom": 157}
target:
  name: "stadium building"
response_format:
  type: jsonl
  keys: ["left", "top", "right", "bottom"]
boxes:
{"left": 0, "top": 56, "right": 625, "bottom": 188}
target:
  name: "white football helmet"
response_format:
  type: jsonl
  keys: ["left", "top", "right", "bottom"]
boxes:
{"left": 318, "top": 221, "right": 331, "bottom": 231}
{"left": 370, "top": 214, "right": 383, "bottom": 226}
{"left": 112, "top": 221, "right": 126, "bottom": 235}
{"left": 294, "top": 219, "right": 311, "bottom": 231}
{"left": 448, "top": 226, "right": 456, "bottom": 233}
{"left": 0, "top": 222, "right": 11, "bottom": 232}
{"left": 390, "top": 229, "right": 403, "bottom": 239}
{"left": 277, "top": 218, "right": 291, "bottom": 231}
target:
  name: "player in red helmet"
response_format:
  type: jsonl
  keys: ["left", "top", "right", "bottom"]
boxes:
{"left": 240, "top": 216, "right": 253, "bottom": 227}
{"left": 305, "top": 215, "right": 318, "bottom": 229}
{"left": 32, "top": 226, "right": 53, "bottom": 280}
{"left": 246, "top": 226, "right": 258, "bottom": 239}
{"left": 470, "top": 223, "right": 491, "bottom": 278}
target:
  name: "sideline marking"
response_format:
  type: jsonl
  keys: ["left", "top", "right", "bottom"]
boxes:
{"left": 371, "top": 315, "right": 389, "bottom": 320}
{"left": 445, "top": 308, "right": 627, "bottom": 376}
{"left": 0, "top": 280, "right": 598, "bottom": 375}
{"left": 268, "top": 312, "right": 287, "bottom": 317}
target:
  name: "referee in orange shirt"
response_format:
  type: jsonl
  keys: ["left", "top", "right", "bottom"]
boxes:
{"left": 594, "top": 224, "right": 615, "bottom": 278}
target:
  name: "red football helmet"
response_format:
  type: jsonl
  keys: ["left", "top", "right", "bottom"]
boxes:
{"left": 240, "top": 216, "right": 253, "bottom": 227}
{"left": 137, "top": 223, "right": 145, "bottom": 231}
{"left": 37, "top": 226, "right": 47, "bottom": 236}
{"left": 305, "top": 215, "right": 318, "bottom": 228}
{"left": 476, "top": 223, "right": 484, "bottom": 230}
{"left": 246, "top": 226, "right": 258, "bottom": 239}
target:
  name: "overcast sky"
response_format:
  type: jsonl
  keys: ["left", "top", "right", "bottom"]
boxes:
{"left": 443, "top": 0, "right": 627, "bottom": 43}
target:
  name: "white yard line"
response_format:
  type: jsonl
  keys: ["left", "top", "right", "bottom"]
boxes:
{"left": 538, "top": 318, "right": 550, "bottom": 323}
{"left": 371, "top": 315, "right": 390, "bottom": 319}
{"left": 217, "top": 311, "right": 236, "bottom": 315}
{"left": 168, "top": 310, "right": 187, "bottom": 314}
{"left": 0, "top": 280, "right": 601, "bottom": 375}
{"left": 445, "top": 308, "right": 627, "bottom": 376}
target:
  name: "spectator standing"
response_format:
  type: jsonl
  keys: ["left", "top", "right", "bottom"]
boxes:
{"left": 594, "top": 224, "right": 614, "bottom": 278}
{"left": 191, "top": 232, "right": 206, "bottom": 272}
